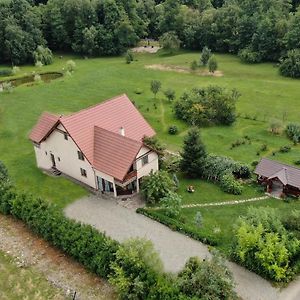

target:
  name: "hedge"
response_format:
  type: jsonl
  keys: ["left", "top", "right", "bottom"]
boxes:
{"left": 0, "top": 164, "right": 183, "bottom": 299}
{"left": 137, "top": 208, "right": 218, "bottom": 246}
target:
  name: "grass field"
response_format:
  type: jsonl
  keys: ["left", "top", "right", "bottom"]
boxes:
{"left": 0, "top": 50, "right": 299, "bottom": 206}
{"left": 0, "top": 251, "right": 65, "bottom": 300}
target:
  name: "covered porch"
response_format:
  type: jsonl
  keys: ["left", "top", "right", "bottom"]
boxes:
{"left": 115, "top": 171, "right": 139, "bottom": 197}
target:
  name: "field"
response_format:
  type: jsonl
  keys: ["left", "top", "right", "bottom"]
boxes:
{"left": 0, "top": 251, "right": 65, "bottom": 300}
{"left": 0, "top": 50, "right": 299, "bottom": 206}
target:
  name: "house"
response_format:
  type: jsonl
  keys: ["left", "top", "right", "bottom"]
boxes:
{"left": 254, "top": 158, "right": 300, "bottom": 197}
{"left": 29, "top": 94, "right": 159, "bottom": 197}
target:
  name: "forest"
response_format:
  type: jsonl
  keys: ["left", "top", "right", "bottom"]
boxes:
{"left": 0, "top": 0, "right": 300, "bottom": 67}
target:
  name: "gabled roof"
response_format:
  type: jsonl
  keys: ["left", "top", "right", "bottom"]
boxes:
{"left": 29, "top": 112, "right": 60, "bottom": 143}
{"left": 94, "top": 127, "right": 142, "bottom": 181}
{"left": 254, "top": 158, "right": 300, "bottom": 189}
{"left": 59, "top": 94, "right": 155, "bottom": 163}
{"left": 29, "top": 94, "right": 155, "bottom": 181}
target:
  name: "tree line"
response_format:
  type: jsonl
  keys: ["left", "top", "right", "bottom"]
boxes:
{"left": 0, "top": 0, "right": 300, "bottom": 67}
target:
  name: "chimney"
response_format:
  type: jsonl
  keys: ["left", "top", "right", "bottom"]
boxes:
{"left": 120, "top": 127, "right": 125, "bottom": 136}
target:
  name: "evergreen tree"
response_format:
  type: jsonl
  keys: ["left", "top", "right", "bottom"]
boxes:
{"left": 180, "top": 128, "right": 207, "bottom": 178}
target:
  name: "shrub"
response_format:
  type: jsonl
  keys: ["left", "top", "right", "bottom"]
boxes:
{"left": 164, "top": 88, "right": 176, "bottom": 102}
{"left": 238, "top": 47, "right": 262, "bottom": 63}
{"left": 109, "top": 238, "right": 164, "bottom": 299}
{"left": 161, "top": 154, "right": 181, "bottom": 174}
{"left": 279, "top": 49, "right": 300, "bottom": 78}
{"left": 12, "top": 66, "right": 20, "bottom": 75}
{"left": 190, "top": 60, "right": 198, "bottom": 71}
{"left": 279, "top": 145, "right": 291, "bottom": 153}
{"left": 134, "top": 88, "right": 143, "bottom": 94}
{"left": 200, "top": 46, "right": 212, "bottom": 66}
{"left": 141, "top": 170, "right": 175, "bottom": 204}
{"left": 178, "top": 254, "right": 237, "bottom": 299}
{"left": 2, "top": 82, "right": 13, "bottom": 93}
{"left": 0, "top": 69, "right": 12, "bottom": 76}
{"left": 220, "top": 173, "right": 243, "bottom": 195}
{"left": 0, "top": 160, "right": 9, "bottom": 180}
{"left": 286, "top": 123, "right": 300, "bottom": 144}
{"left": 150, "top": 80, "right": 161, "bottom": 98}
{"left": 66, "top": 60, "right": 76, "bottom": 72}
{"left": 174, "top": 86, "right": 238, "bottom": 126}
{"left": 269, "top": 119, "right": 283, "bottom": 134}
{"left": 125, "top": 50, "right": 134, "bottom": 64}
{"left": 159, "top": 31, "right": 181, "bottom": 53}
{"left": 168, "top": 125, "right": 178, "bottom": 135}
{"left": 282, "top": 210, "right": 300, "bottom": 232}
{"left": 208, "top": 55, "right": 218, "bottom": 73}
{"left": 232, "top": 207, "right": 300, "bottom": 282}
{"left": 34, "top": 74, "right": 42, "bottom": 82}
{"left": 33, "top": 45, "right": 53, "bottom": 65}
{"left": 194, "top": 211, "right": 203, "bottom": 228}
{"left": 295, "top": 160, "right": 300, "bottom": 165}
{"left": 161, "top": 192, "right": 182, "bottom": 218}
{"left": 260, "top": 144, "right": 268, "bottom": 152}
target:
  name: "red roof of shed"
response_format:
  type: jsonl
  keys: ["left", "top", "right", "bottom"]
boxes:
{"left": 29, "top": 94, "right": 155, "bottom": 181}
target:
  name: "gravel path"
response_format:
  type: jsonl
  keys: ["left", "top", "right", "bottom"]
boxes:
{"left": 65, "top": 195, "right": 300, "bottom": 300}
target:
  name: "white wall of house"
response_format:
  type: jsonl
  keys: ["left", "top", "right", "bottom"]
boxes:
{"left": 136, "top": 146, "right": 159, "bottom": 179}
{"left": 33, "top": 125, "right": 97, "bottom": 189}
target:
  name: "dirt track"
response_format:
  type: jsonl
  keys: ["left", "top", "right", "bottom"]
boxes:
{"left": 0, "top": 214, "right": 116, "bottom": 300}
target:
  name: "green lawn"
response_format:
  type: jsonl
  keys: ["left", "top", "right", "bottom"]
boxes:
{"left": 0, "top": 50, "right": 299, "bottom": 206}
{"left": 150, "top": 198, "right": 300, "bottom": 254}
{"left": 0, "top": 251, "right": 65, "bottom": 300}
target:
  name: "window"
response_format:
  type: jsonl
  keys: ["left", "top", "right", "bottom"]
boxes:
{"left": 142, "top": 155, "right": 149, "bottom": 166}
{"left": 45, "top": 151, "right": 47, "bottom": 155}
{"left": 77, "top": 151, "right": 84, "bottom": 161}
{"left": 80, "top": 168, "right": 87, "bottom": 177}
{"left": 64, "top": 133, "right": 68, "bottom": 140}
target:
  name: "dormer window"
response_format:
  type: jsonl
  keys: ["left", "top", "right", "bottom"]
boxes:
{"left": 78, "top": 151, "right": 84, "bottom": 161}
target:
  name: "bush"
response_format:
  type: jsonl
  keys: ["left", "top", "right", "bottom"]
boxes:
{"left": 125, "top": 50, "right": 134, "bottom": 64}
{"left": 232, "top": 207, "right": 300, "bottom": 282}
{"left": 220, "top": 173, "right": 243, "bottom": 195}
{"left": 161, "top": 154, "right": 181, "bottom": 174}
{"left": 174, "top": 86, "right": 238, "bottom": 126}
{"left": 12, "top": 66, "right": 20, "bottom": 75}
{"left": 164, "top": 88, "right": 176, "bottom": 102}
{"left": 279, "top": 145, "right": 291, "bottom": 153}
{"left": 34, "top": 74, "right": 42, "bottom": 82}
{"left": 66, "top": 60, "right": 76, "bottom": 72}
{"left": 286, "top": 123, "right": 300, "bottom": 144}
{"left": 279, "top": 49, "right": 300, "bottom": 78}
{"left": 2, "top": 82, "right": 13, "bottom": 93}
{"left": 178, "top": 254, "right": 237, "bottom": 300}
{"left": 0, "top": 69, "right": 12, "bottom": 76}
{"left": 208, "top": 55, "right": 218, "bottom": 73}
{"left": 159, "top": 31, "right": 181, "bottom": 53}
{"left": 282, "top": 210, "right": 300, "bottom": 232}
{"left": 194, "top": 211, "right": 203, "bottom": 228}
{"left": 168, "top": 125, "right": 178, "bottom": 135}
{"left": 161, "top": 192, "right": 182, "bottom": 218}
{"left": 141, "top": 170, "right": 175, "bottom": 204}
{"left": 238, "top": 47, "right": 262, "bottom": 63}
{"left": 295, "top": 160, "right": 300, "bottom": 165}
{"left": 134, "top": 88, "right": 143, "bottom": 94}
{"left": 200, "top": 46, "right": 212, "bottom": 66}
{"left": 33, "top": 45, "right": 53, "bottom": 65}
{"left": 190, "top": 60, "right": 198, "bottom": 70}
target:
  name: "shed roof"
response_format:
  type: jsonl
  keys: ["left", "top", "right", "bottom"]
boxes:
{"left": 254, "top": 158, "right": 300, "bottom": 189}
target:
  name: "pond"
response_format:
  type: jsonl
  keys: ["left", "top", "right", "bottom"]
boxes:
{"left": 0, "top": 72, "right": 63, "bottom": 88}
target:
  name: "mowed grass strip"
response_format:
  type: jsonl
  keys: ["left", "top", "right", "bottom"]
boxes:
{"left": 0, "top": 251, "right": 66, "bottom": 300}
{"left": 0, "top": 50, "right": 299, "bottom": 205}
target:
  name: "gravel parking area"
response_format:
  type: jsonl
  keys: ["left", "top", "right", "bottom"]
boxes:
{"left": 65, "top": 195, "right": 300, "bottom": 300}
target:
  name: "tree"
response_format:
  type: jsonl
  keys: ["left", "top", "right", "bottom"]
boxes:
{"left": 159, "top": 31, "right": 181, "bottom": 53}
{"left": 141, "top": 170, "right": 175, "bottom": 204}
{"left": 279, "top": 49, "right": 300, "bottom": 78}
{"left": 164, "top": 88, "right": 176, "bottom": 101}
{"left": 150, "top": 80, "right": 161, "bottom": 98}
{"left": 180, "top": 128, "right": 207, "bottom": 178}
{"left": 178, "top": 253, "right": 237, "bottom": 299}
{"left": 161, "top": 192, "right": 182, "bottom": 217}
{"left": 208, "top": 55, "right": 218, "bottom": 73}
{"left": 190, "top": 60, "right": 198, "bottom": 70}
{"left": 33, "top": 45, "right": 53, "bottom": 65}
{"left": 200, "top": 46, "right": 212, "bottom": 66}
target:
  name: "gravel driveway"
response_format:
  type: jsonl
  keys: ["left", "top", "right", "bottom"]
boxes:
{"left": 65, "top": 195, "right": 299, "bottom": 300}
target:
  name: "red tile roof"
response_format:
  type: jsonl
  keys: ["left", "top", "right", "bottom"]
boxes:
{"left": 94, "top": 127, "right": 142, "bottom": 181}
{"left": 60, "top": 94, "right": 155, "bottom": 163}
{"left": 255, "top": 158, "right": 300, "bottom": 189}
{"left": 29, "top": 94, "right": 155, "bottom": 180}
{"left": 29, "top": 112, "right": 60, "bottom": 143}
